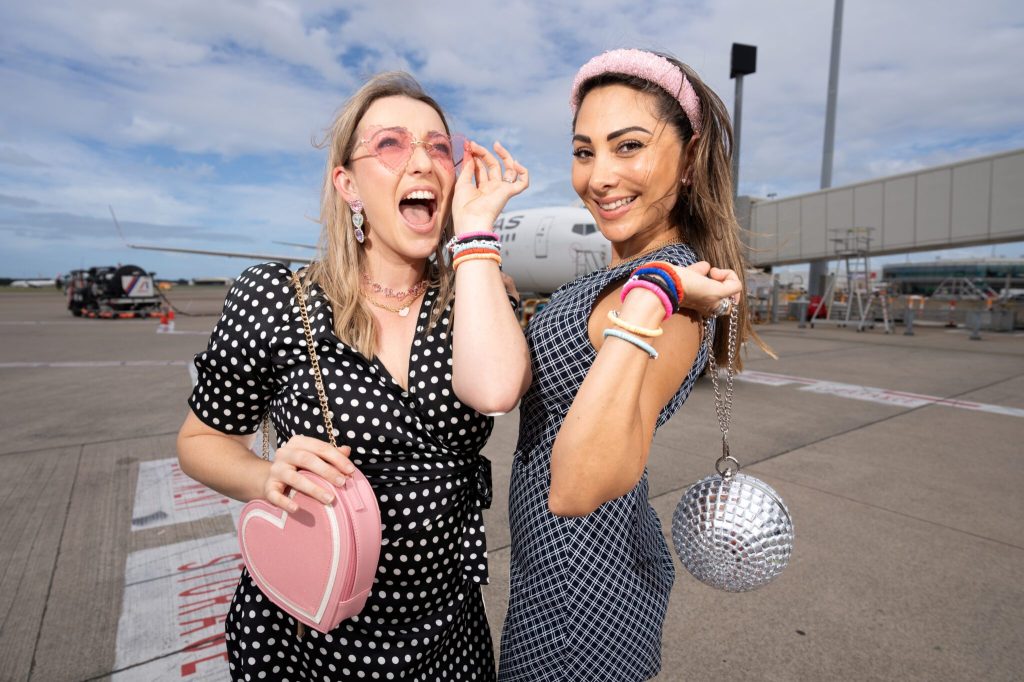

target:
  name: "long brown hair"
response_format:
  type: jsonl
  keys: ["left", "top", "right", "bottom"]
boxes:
{"left": 573, "top": 52, "right": 771, "bottom": 368}
{"left": 307, "top": 72, "right": 455, "bottom": 358}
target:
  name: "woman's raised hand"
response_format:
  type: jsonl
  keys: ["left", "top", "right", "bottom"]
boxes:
{"left": 262, "top": 435, "right": 356, "bottom": 513}
{"left": 452, "top": 140, "right": 529, "bottom": 235}
{"left": 672, "top": 261, "right": 744, "bottom": 317}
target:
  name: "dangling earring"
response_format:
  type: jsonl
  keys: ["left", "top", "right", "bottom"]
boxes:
{"left": 681, "top": 177, "right": 694, "bottom": 217}
{"left": 349, "top": 200, "right": 365, "bottom": 244}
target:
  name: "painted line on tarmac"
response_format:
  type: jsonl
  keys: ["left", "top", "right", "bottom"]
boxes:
{"left": 738, "top": 370, "right": 1024, "bottom": 418}
{"left": 131, "top": 458, "right": 243, "bottom": 532}
{"left": 113, "top": 533, "right": 239, "bottom": 681}
{"left": 0, "top": 360, "right": 190, "bottom": 368}
{"left": 0, "top": 320, "right": 102, "bottom": 325}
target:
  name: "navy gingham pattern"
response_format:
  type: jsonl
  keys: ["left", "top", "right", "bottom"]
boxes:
{"left": 498, "top": 244, "right": 712, "bottom": 682}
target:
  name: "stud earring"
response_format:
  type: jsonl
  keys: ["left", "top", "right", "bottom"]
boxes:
{"left": 349, "top": 200, "right": 365, "bottom": 243}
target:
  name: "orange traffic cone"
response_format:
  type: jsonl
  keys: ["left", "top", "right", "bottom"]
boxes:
{"left": 166, "top": 309, "right": 176, "bottom": 333}
{"left": 157, "top": 311, "right": 169, "bottom": 333}
{"left": 945, "top": 300, "right": 957, "bottom": 328}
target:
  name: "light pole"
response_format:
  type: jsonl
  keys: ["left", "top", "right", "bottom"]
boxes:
{"left": 730, "top": 43, "right": 757, "bottom": 199}
{"left": 809, "top": 0, "right": 845, "bottom": 296}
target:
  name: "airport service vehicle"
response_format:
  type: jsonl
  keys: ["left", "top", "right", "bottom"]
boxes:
{"left": 65, "top": 265, "right": 163, "bottom": 318}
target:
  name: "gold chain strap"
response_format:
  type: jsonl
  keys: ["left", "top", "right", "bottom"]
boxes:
{"left": 259, "top": 271, "right": 337, "bottom": 460}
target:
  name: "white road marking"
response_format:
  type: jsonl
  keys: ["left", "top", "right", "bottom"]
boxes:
{"left": 113, "top": 533, "right": 240, "bottom": 681}
{"left": 738, "top": 370, "right": 1024, "bottom": 418}
{"left": 0, "top": 360, "right": 190, "bottom": 368}
{"left": 131, "top": 459, "right": 242, "bottom": 531}
{"left": 0, "top": 320, "right": 102, "bottom": 325}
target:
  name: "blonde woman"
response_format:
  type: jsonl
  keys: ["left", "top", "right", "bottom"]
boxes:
{"left": 178, "top": 72, "right": 530, "bottom": 681}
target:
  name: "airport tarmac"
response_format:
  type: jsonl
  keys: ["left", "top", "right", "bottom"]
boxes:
{"left": 1, "top": 285, "right": 1022, "bottom": 682}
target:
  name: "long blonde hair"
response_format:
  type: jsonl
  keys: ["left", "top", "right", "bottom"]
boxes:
{"left": 307, "top": 72, "right": 455, "bottom": 358}
{"left": 573, "top": 52, "right": 770, "bottom": 368}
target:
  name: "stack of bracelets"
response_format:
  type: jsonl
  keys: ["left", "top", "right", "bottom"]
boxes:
{"left": 448, "top": 231, "right": 520, "bottom": 311}
{"left": 603, "top": 260, "right": 684, "bottom": 360}
{"left": 448, "top": 231, "right": 502, "bottom": 270}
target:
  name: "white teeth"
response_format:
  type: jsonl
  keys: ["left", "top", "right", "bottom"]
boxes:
{"left": 402, "top": 190, "right": 435, "bottom": 201}
{"left": 599, "top": 197, "right": 635, "bottom": 210}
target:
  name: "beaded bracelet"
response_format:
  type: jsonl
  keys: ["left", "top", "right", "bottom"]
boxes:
{"left": 602, "top": 328, "right": 659, "bottom": 359}
{"left": 620, "top": 278, "right": 674, "bottom": 320}
{"left": 633, "top": 267, "right": 679, "bottom": 305}
{"left": 447, "top": 231, "right": 499, "bottom": 252}
{"left": 607, "top": 310, "right": 663, "bottom": 337}
{"left": 453, "top": 253, "right": 502, "bottom": 270}
{"left": 644, "top": 261, "right": 685, "bottom": 304}
{"left": 452, "top": 240, "right": 501, "bottom": 256}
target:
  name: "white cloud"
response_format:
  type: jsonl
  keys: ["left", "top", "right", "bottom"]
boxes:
{"left": 1, "top": 0, "right": 1022, "bottom": 277}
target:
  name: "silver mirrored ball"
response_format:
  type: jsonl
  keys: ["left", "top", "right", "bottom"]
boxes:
{"left": 672, "top": 472, "right": 794, "bottom": 592}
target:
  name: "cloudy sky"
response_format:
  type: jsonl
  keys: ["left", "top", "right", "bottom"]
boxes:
{"left": 2, "top": 0, "right": 1022, "bottom": 279}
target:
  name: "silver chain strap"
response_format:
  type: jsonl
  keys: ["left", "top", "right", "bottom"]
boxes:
{"left": 260, "top": 271, "right": 336, "bottom": 460}
{"left": 704, "top": 305, "right": 739, "bottom": 478}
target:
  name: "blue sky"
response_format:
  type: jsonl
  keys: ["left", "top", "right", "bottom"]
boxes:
{"left": 2, "top": 0, "right": 1022, "bottom": 279}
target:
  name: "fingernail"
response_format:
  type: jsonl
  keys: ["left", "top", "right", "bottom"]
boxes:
{"left": 335, "top": 476, "right": 346, "bottom": 486}
{"left": 321, "top": 493, "right": 333, "bottom": 504}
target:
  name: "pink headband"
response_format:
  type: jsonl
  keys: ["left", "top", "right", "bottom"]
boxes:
{"left": 570, "top": 49, "right": 702, "bottom": 136}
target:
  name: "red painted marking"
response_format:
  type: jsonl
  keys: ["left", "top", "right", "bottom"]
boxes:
{"left": 173, "top": 553, "right": 242, "bottom": 675}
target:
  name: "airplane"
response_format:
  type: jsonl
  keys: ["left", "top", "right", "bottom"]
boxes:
{"left": 111, "top": 205, "right": 611, "bottom": 295}
{"left": 10, "top": 277, "right": 58, "bottom": 288}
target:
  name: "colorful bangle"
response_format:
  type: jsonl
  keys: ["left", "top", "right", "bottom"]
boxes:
{"left": 644, "top": 261, "right": 684, "bottom": 304}
{"left": 602, "top": 328, "right": 659, "bottom": 359}
{"left": 634, "top": 274, "right": 680, "bottom": 314}
{"left": 607, "top": 309, "right": 663, "bottom": 337}
{"left": 453, "top": 253, "right": 502, "bottom": 270}
{"left": 453, "top": 230, "right": 498, "bottom": 245}
{"left": 633, "top": 267, "right": 679, "bottom": 305}
{"left": 452, "top": 247, "right": 501, "bottom": 259}
{"left": 621, "top": 278, "right": 673, "bottom": 320}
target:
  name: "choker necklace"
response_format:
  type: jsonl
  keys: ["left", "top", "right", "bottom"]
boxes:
{"left": 361, "top": 272, "right": 429, "bottom": 300}
{"left": 610, "top": 237, "right": 684, "bottom": 268}
{"left": 363, "top": 288, "right": 425, "bottom": 317}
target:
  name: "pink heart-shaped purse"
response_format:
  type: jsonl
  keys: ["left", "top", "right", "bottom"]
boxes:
{"left": 238, "top": 469, "right": 381, "bottom": 633}
{"left": 236, "top": 270, "right": 382, "bottom": 633}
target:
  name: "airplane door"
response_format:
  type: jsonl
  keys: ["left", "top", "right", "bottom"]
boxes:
{"left": 535, "top": 217, "right": 553, "bottom": 258}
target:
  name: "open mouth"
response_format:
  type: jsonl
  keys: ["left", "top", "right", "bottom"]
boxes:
{"left": 399, "top": 189, "right": 438, "bottom": 227}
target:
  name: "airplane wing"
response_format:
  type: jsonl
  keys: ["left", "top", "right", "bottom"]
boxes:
{"left": 273, "top": 241, "right": 318, "bottom": 250}
{"left": 110, "top": 206, "right": 313, "bottom": 266}
{"left": 123, "top": 243, "right": 312, "bottom": 264}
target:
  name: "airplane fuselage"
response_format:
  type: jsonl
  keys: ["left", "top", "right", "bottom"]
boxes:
{"left": 494, "top": 206, "right": 609, "bottom": 294}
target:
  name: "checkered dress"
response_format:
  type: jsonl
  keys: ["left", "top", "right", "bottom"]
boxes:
{"left": 498, "top": 244, "right": 711, "bottom": 682}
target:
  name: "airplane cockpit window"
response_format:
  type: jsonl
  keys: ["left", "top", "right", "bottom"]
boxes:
{"left": 573, "top": 223, "right": 599, "bottom": 235}
{"left": 585, "top": 223, "right": 597, "bottom": 235}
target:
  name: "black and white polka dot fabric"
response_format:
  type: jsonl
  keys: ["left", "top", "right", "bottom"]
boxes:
{"left": 189, "top": 263, "right": 497, "bottom": 681}
{"left": 498, "top": 244, "right": 711, "bottom": 682}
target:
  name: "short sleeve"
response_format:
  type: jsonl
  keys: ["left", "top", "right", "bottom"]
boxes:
{"left": 187, "top": 263, "right": 292, "bottom": 434}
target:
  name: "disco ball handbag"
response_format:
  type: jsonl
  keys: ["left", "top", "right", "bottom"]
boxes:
{"left": 672, "top": 305, "right": 794, "bottom": 592}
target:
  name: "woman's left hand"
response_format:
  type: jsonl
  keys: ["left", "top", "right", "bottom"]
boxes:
{"left": 452, "top": 140, "right": 529, "bottom": 236}
{"left": 672, "top": 261, "right": 744, "bottom": 317}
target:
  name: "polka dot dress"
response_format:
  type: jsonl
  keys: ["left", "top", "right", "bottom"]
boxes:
{"left": 189, "top": 263, "right": 497, "bottom": 681}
